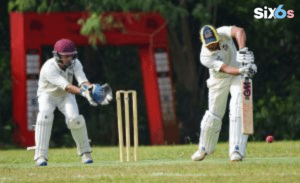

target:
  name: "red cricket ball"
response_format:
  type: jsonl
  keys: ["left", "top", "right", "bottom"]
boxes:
{"left": 266, "top": 135, "right": 274, "bottom": 143}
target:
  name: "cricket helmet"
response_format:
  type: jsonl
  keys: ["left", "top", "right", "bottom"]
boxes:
{"left": 53, "top": 39, "right": 78, "bottom": 67}
{"left": 200, "top": 25, "right": 219, "bottom": 46}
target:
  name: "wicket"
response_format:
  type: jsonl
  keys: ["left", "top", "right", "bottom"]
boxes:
{"left": 116, "top": 90, "right": 138, "bottom": 162}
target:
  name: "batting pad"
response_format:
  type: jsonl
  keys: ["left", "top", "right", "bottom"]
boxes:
{"left": 34, "top": 112, "right": 54, "bottom": 160}
{"left": 199, "top": 110, "right": 222, "bottom": 155}
{"left": 68, "top": 115, "right": 91, "bottom": 155}
{"left": 229, "top": 93, "right": 248, "bottom": 157}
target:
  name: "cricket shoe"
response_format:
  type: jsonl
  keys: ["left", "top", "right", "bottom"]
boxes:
{"left": 36, "top": 157, "right": 47, "bottom": 166}
{"left": 230, "top": 152, "right": 243, "bottom": 162}
{"left": 82, "top": 152, "right": 93, "bottom": 164}
{"left": 191, "top": 150, "right": 207, "bottom": 161}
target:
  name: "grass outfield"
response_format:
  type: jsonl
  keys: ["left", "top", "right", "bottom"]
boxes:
{"left": 0, "top": 141, "right": 300, "bottom": 182}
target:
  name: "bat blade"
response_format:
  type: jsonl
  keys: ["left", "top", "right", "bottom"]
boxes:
{"left": 241, "top": 77, "right": 254, "bottom": 135}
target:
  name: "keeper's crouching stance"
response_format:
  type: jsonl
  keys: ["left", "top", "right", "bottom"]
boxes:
{"left": 34, "top": 39, "right": 112, "bottom": 166}
{"left": 191, "top": 25, "right": 257, "bottom": 162}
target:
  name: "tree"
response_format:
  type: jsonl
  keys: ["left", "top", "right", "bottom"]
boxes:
{"left": 0, "top": 0, "right": 12, "bottom": 146}
{"left": 5, "top": 0, "right": 300, "bottom": 146}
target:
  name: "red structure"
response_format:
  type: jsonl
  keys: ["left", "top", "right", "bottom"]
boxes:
{"left": 10, "top": 12, "right": 179, "bottom": 147}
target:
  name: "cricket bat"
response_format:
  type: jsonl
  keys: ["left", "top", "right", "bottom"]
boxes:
{"left": 241, "top": 77, "right": 254, "bottom": 135}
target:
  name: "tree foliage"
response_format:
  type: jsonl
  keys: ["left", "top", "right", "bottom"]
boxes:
{"left": 218, "top": 0, "right": 300, "bottom": 140}
{"left": 8, "top": 0, "right": 188, "bottom": 44}
{"left": 2, "top": 0, "right": 300, "bottom": 146}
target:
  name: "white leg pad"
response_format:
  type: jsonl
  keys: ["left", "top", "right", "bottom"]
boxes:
{"left": 68, "top": 115, "right": 91, "bottom": 155}
{"left": 199, "top": 110, "right": 222, "bottom": 155}
{"left": 34, "top": 113, "right": 54, "bottom": 160}
{"left": 229, "top": 92, "right": 248, "bottom": 157}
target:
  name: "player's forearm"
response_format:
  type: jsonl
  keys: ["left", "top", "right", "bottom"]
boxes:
{"left": 236, "top": 30, "right": 246, "bottom": 49}
{"left": 65, "top": 84, "right": 81, "bottom": 95}
{"left": 220, "top": 64, "right": 240, "bottom": 76}
{"left": 231, "top": 27, "right": 246, "bottom": 49}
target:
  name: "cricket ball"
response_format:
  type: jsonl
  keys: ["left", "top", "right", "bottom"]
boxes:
{"left": 266, "top": 135, "right": 274, "bottom": 143}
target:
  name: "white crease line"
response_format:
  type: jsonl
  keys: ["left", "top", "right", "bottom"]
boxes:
{"left": 1, "top": 157, "right": 300, "bottom": 168}
{"left": 75, "top": 174, "right": 114, "bottom": 179}
{"left": 150, "top": 172, "right": 237, "bottom": 177}
{"left": 150, "top": 172, "right": 300, "bottom": 177}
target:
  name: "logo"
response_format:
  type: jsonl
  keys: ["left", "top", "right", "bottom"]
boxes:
{"left": 254, "top": 5, "right": 294, "bottom": 19}
{"left": 222, "top": 44, "right": 228, "bottom": 51}
{"left": 204, "top": 29, "right": 213, "bottom": 38}
{"left": 216, "top": 56, "right": 222, "bottom": 61}
{"left": 243, "top": 82, "right": 251, "bottom": 99}
{"left": 235, "top": 145, "right": 239, "bottom": 151}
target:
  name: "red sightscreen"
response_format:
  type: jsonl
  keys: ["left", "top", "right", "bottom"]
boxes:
{"left": 10, "top": 12, "right": 179, "bottom": 147}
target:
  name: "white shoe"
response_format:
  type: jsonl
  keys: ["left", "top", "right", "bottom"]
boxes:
{"left": 82, "top": 152, "right": 93, "bottom": 164}
{"left": 36, "top": 157, "right": 47, "bottom": 166}
{"left": 230, "top": 152, "right": 243, "bottom": 161}
{"left": 191, "top": 150, "right": 207, "bottom": 161}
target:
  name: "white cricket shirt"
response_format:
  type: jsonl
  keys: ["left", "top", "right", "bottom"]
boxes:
{"left": 200, "top": 26, "right": 241, "bottom": 79}
{"left": 37, "top": 58, "right": 88, "bottom": 97}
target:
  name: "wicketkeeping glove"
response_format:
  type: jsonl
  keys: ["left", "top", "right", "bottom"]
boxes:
{"left": 79, "top": 85, "right": 98, "bottom": 106}
{"left": 89, "top": 83, "right": 113, "bottom": 105}
{"left": 99, "top": 83, "right": 113, "bottom": 105}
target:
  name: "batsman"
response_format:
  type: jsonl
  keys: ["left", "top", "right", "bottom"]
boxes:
{"left": 191, "top": 25, "right": 257, "bottom": 161}
{"left": 34, "top": 39, "right": 113, "bottom": 166}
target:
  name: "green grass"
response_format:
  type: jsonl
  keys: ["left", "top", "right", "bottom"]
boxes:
{"left": 1, "top": 141, "right": 300, "bottom": 182}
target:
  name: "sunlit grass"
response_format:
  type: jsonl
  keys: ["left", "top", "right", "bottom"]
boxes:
{"left": 0, "top": 141, "right": 300, "bottom": 182}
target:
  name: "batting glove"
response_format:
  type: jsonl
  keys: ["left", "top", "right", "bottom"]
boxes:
{"left": 239, "top": 63, "right": 257, "bottom": 78}
{"left": 236, "top": 47, "right": 255, "bottom": 64}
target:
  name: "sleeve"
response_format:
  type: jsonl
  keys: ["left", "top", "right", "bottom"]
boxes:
{"left": 44, "top": 65, "right": 70, "bottom": 90}
{"left": 217, "top": 26, "right": 233, "bottom": 39}
{"left": 73, "top": 59, "right": 88, "bottom": 86}
{"left": 200, "top": 53, "right": 224, "bottom": 72}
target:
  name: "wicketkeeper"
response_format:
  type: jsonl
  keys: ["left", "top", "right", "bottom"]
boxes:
{"left": 191, "top": 25, "right": 257, "bottom": 161}
{"left": 34, "top": 39, "right": 113, "bottom": 166}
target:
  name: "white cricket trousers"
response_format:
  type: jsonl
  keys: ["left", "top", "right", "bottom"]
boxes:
{"left": 34, "top": 93, "right": 91, "bottom": 160}
{"left": 199, "top": 75, "right": 248, "bottom": 157}
{"left": 38, "top": 93, "right": 80, "bottom": 126}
